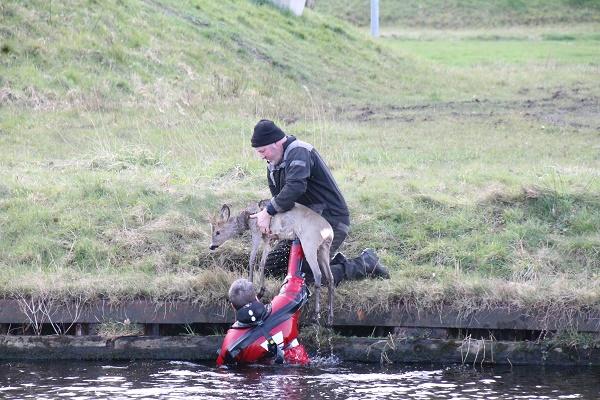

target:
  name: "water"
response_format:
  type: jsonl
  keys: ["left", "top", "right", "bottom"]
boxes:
{"left": 0, "top": 359, "right": 598, "bottom": 399}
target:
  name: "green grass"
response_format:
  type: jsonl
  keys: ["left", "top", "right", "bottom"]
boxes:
{"left": 316, "top": 0, "right": 600, "bottom": 28}
{"left": 0, "top": 0, "right": 435, "bottom": 109}
{"left": 0, "top": 0, "right": 599, "bottom": 324}
{"left": 390, "top": 38, "right": 600, "bottom": 66}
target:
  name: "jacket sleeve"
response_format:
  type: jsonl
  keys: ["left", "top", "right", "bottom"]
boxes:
{"left": 270, "top": 147, "right": 311, "bottom": 213}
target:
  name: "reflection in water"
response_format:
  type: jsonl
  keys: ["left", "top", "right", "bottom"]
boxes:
{"left": 0, "top": 359, "right": 598, "bottom": 399}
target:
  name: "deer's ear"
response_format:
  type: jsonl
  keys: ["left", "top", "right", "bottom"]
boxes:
{"left": 219, "top": 204, "right": 231, "bottom": 221}
{"left": 258, "top": 199, "right": 269, "bottom": 209}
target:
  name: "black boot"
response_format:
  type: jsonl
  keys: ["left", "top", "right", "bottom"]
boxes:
{"left": 331, "top": 252, "right": 347, "bottom": 265}
{"left": 329, "top": 263, "right": 346, "bottom": 286}
{"left": 319, "top": 252, "right": 347, "bottom": 286}
{"left": 341, "top": 249, "right": 390, "bottom": 281}
{"left": 359, "top": 248, "right": 390, "bottom": 279}
{"left": 305, "top": 264, "right": 345, "bottom": 286}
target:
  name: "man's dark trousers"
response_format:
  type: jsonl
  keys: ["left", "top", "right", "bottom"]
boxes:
{"left": 263, "top": 218, "right": 350, "bottom": 284}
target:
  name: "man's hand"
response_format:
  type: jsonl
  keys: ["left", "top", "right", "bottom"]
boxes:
{"left": 249, "top": 208, "right": 272, "bottom": 235}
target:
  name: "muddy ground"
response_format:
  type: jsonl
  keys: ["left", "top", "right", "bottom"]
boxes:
{"left": 341, "top": 86, "right": 600, "bottom": 132}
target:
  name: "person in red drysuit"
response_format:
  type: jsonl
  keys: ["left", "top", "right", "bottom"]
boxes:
{"left": 216, "top": 240, "right": 310, "bottom": 366}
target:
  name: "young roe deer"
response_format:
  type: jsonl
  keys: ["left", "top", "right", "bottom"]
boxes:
{"left": 209, "top": 201, "right": 335, "bottom": 325}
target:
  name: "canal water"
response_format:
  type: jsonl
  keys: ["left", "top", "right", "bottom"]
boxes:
{"left": 0, "top": 359, "right": 598, "bottom": 399}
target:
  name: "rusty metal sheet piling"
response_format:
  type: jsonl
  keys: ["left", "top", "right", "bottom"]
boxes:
{"left": 1, "top": 300, "right": 599, "bottom": 332}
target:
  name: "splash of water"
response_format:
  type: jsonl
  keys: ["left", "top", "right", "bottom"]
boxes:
{"left": 309, "top": 353, "right": 341, "bottom": 367}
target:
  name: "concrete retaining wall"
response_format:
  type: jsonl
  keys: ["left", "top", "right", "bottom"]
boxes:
{"left": 1, "top": 335, "right": 599, "bottom": 366}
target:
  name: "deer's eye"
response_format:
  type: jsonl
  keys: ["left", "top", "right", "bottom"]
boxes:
{"left": 216, "top": 231, "right": 220, "bottom": 236}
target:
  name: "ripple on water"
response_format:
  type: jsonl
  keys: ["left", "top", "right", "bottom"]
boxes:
{"left": 0, "top": 361, "right": 597, "bottom": 400}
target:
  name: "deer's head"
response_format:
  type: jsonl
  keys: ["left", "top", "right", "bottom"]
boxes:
{"left": 209, "top": 204, "right": 244, "bottom": 250}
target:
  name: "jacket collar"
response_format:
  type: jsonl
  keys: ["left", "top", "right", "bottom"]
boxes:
{"left": 282, "top": 135, "right": 296, "bottom": 154}
{"left": 268, "top": 135, "right": 296, "bottom": 171}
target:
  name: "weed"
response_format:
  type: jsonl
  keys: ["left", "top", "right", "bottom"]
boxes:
{"left": 98, "top": 320, "right": 144, "bottom": 338}
{"left": 1, "top": 42, "right": 14, "bottom": 54}
{"left": 545, "top": 329, "right": 600, "bottom": 349}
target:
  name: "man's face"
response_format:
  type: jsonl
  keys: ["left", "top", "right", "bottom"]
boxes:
{"left": 254, "top": 141, "right": 284, "bottom": 164}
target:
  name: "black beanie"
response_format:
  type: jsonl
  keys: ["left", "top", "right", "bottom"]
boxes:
{"left": 251, "top": 119, "right": 286, "bottom": 147}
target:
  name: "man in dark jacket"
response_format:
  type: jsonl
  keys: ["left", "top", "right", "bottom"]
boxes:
{"left": 249, "top": 119, "right": 389, "bottom": 284}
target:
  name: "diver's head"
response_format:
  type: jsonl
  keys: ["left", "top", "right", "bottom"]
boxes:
{"left": 228, "top": 278, "right": 258, "bottom": 310}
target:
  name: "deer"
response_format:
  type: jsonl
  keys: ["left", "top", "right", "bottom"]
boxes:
{"left": 209, "top": 201, "right": 335, "bottom": 326}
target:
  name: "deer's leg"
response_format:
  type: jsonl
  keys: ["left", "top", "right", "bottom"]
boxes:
{"left": 257, "top": 240, "right": 271, "bottom": 299}
{"left": 248, "top": 235, "right": 262, "bottom": 284}
{"left": 318, "top": 242, "right": 335, "bottom": 327}
{"left": 304, "top": 249, "right": 322, "bottom": 323}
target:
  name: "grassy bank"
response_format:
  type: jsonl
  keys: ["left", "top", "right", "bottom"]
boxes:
{"left": 1, "top": 1, "right": 599, "bottom": 323}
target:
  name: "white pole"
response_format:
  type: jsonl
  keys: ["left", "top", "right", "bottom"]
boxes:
{"left": 370, "top": 0, "right": 379, "bottom": 38}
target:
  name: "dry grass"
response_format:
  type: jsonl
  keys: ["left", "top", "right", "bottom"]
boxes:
{"left": 97, "top": 320, "right": 145, "bottom": 338}
{"left": 333, "top": 269, "right": 600, "bottom": 329}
